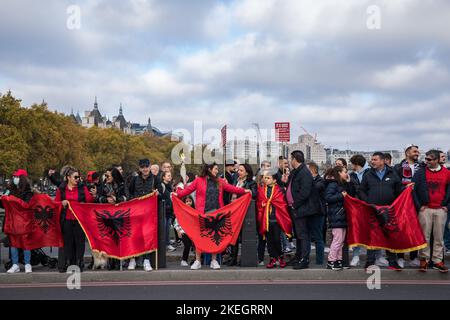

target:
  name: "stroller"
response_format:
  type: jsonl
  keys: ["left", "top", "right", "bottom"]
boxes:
{"left": 2, "top": 237, "right": 58, "bottom": 270}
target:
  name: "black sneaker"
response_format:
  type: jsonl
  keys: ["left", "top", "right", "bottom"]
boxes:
{"left": 327, "top": 261, "right": 333, "bottom": 269}
{"left": 388, "top": 260, "right": 403, "bottom": 271}
{"left": 293, "top": 259, "right": 309, "bottom": 270}
{"left": 286, "top": 255, "right": 300, "bottom": 266}
{"left": 332, "top": 260, "right": 343, "bottom": 271}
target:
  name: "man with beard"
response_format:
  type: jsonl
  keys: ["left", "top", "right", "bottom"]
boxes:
{"left": 413, "top": 150, "right": 450, "bottom": 273}
{"left": 393, "top": 144, "right": 421, "bottom": 268}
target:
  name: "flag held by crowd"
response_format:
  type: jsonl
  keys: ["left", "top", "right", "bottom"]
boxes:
{"left": 1, "top": 194, "right": 64, "bottom": 250}
{"left": 344, "top": 186, "right": 427, "bottom": 253}
{"left": 69, "top": 193, "right": 158, "bottom": 259}
{"left": 173, "top": 193, "right": 252, "bottom": 254}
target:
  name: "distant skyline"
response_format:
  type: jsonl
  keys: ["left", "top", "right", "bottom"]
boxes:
{"left": 1, "top": 0, "right": 450, "bottom": 152}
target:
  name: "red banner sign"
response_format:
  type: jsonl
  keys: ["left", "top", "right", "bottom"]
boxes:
{"left": 275, "top": 122, "right": 290, "bottom": 142}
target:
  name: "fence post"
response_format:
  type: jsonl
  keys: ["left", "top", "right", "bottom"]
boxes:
{"left": 153, "top": 199, "right": 166, "bottom": 269}
{"left": 240, "top": 200, "right": 257, "bottom": 267}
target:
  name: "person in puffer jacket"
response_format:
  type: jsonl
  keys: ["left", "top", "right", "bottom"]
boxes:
{"left": 324, "top": 166, "right": 355, "bottom": 271}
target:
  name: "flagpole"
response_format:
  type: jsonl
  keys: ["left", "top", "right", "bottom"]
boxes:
{"left": 156, "top": 249, "right": 158, "bottom": 270}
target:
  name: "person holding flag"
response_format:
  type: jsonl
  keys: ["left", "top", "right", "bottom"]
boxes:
{"left": 257, "top": 169, "right": 293, "bottom": 268}
{"left": 1, "top": 169, "right": 34, "bottom": 273}
{"left": 55, "top": 166, "right": 95, "bottom": 272}
{"left": 173, "top": 163, "right": 251, "bottom": 270}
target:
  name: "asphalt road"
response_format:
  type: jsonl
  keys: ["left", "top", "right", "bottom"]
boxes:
{"left": 1, "top": 280, "right": 449, "bottom": 300}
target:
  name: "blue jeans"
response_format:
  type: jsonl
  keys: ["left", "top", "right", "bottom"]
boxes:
{"left": 11, "top": 247, "right": 31, "bottom": 265}
{"left": 280, "top": 233, "right": 290, "bottom": 250}
{"left": 165, "top": 215, "right": 174, "bottom": 246}
{"left": 444, "top": 213, "right": 450, "bottom": 249}
{"left": 352, "top": 246, "right": 361, "bottom": 257}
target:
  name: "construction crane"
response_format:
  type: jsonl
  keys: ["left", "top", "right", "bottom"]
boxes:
{"left": 300, "top": 125, "right": 317, "bottom": 143}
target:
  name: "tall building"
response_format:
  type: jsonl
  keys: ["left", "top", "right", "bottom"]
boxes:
{"left": 288, "top": 134, "right": 327, "bottom": 165}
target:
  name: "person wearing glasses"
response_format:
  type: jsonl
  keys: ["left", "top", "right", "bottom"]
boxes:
{"left": 55, "top": 166, "right": 95, "bottom": 272}
{"left": 127, "top": 158, "right": 159, "bottom": 271}
{"left": 413, "top": 150, "right": 450, "bottom": 273}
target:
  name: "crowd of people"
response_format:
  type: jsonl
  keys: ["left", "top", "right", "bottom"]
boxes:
{"left": 1, "top": 144, "right": 450, "bottom": 274}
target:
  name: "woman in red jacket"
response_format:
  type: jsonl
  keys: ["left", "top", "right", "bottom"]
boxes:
{"left": 174, "top": 163, "right": 250, "bottom": 270}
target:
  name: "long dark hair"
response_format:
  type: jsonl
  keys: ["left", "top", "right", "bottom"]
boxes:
{"left": 107, "top": 167, "right": 124, "bottom": 185}
{"left": 326, "top": 166, "right": 347, "bottom": 185}
{"left": 239, "top": 164, "right": 254, "bottom": 181}
{"left": 200, "top": 163, "right": 219, "bottom": 183}
{"left": 182, "top": 195, "right": 195, "bottom": 209}
{"left": 9, "top": 175, "right": 32, "bottom": 197}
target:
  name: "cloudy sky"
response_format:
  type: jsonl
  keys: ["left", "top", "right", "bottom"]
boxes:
{"left": 1, "top": 0, "right": 450, "bottom": 151}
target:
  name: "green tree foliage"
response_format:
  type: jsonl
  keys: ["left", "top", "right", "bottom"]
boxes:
{"left": 0, "top": 91, "right": 180, "bottom": 181}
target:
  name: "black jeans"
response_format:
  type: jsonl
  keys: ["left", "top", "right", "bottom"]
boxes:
{"left": 257, "top": 233, "right": 266, "bottom": 262}
{"left": 63, "top": 219, "right": 85, "bottom": 265}
{"left": 181, "top": 234, "right": 192, "bottom": 261}
{"left": 306, "top": 215, "right": 325, "bottom": 264}
{"left": 267, "top": 221, "right": 282, "bottom": 259}
{"left": 294, "top": 216, "right": 312, "bottom": 262}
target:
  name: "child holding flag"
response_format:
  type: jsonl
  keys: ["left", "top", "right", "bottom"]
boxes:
{"left": 257, "top": 170, "right": 293, "bottom": 268}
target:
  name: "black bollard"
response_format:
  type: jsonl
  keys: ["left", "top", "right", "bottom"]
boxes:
{"left": 152, "top": 199, "right": 166, "bottom": 269}
{"left": 240, "top": 200, "right": 258, "bottom": 267}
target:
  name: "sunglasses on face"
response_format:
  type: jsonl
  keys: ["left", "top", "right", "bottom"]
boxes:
{"left": 425, "top": 158, "right": 436, "bottom": 162}
{"left": 140, "top": 165, "right": 149, "bottom": 169}
{"left": 72, "top": 176, "right": 80, "bottom": 180}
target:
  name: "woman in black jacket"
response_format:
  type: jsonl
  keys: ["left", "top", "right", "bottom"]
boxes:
{"left": 158, "top": 171, "right": 175, "bottom": 253}
{"left": 97, "top": 168, "right": 127, "bottom": 270}
{"left": 225, "top": 164, "right": 257, "bottom": 266}
{"left": 324, "top": 166, "right": 355, "bottom": 271}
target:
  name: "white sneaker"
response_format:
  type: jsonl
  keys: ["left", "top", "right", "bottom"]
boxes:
{"left": 350, "top": 256, "right": 360, "bottom": 267}
{"left": 324, "top": 247, "right": 330, "bottom": 253}
{"left": 143, "top": 259, "right": 153, "bottom": 272}
{"left": 258, "top": 261, "right": 265, "bottom": 266}
{"left": 310, "top": 244, "right": 316, "bottom": 250}
{"left": 128, "top": 258, "right": 136, "bottom": 270}
{"left": 180, "top": 260, "right": 189, "bottom": 267}
{"left": 283, "top": 247, "right": 292, "bottom": 254}
{"left": 397, "top": 258, "right": 405, "bottom": 269}
{"left": 375, "top": 257, "right": 389, "bottom": 267}
{"left": 409, "top": 258, "right": 420, "bottom": 267}
{"left": 7, "top": 264, "right": 20, "bottom": 273}
{"left": 25, "top": 264, "right": 32, "bottom": 273}
{"left": 210, "top": 259, "right": 221, "bottom": 270}
{"left": 191, "top": 260, "right": 202, "bottom": 270}
{"left": 167, "top": 245, "right": 176, "bottom": 252}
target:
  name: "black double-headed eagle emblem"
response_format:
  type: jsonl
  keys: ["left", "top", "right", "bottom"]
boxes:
{"left": 33, "top": 205, "right": 55, "bottom": 233}
{"left": 369, "top": 205, "right": 400, "bottom": 236}
{"left": 199, "top": 212, "right": 233, "bottom": 245}
{"left": 95, "top": 209, "right": 131, "bottom": 246}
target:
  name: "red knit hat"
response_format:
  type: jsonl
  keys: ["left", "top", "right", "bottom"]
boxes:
{"left": 13, "top": 169, "right": 28, "bottom": 177}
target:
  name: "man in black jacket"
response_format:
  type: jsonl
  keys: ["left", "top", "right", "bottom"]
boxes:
{"left": 127, "top": 158, "right": 159, "bottom": 271}
{"left": 222, "top": 160, "right": 237, "bottom": 205}
{"left": 286, "top": 150, "right": 321, "bottom": 269}
{"left": 359, "top": 152, "right": 403, "bottom": 271}
{"left": 393, "top": 144, "right": 421, "bottom": 267}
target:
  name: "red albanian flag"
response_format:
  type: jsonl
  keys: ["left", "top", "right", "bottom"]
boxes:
{"left": 173, "top": 193, "right": 251, "bottom": 254}
{"left": 1, "top": 194, "right": 63, "bottom": 250}
{"left": 68, "top": 193, "right": 158, "bottom": 259}
{"left": 256, "top": 185, "right": 293, "bottom": 238}
{"left": 344, "top": 186, "right": 426, "bottom": 253}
